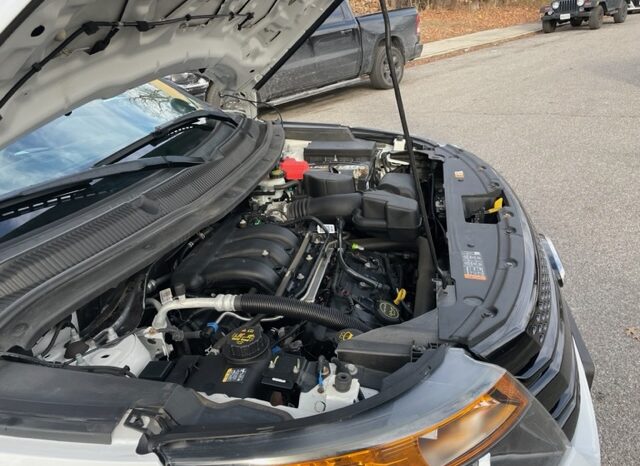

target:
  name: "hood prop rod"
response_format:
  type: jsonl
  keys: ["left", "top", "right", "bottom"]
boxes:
{"left": 378, "top": 0, "right": 448, "bottom": 284}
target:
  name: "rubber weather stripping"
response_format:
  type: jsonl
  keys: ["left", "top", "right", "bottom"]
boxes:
{"left": 0, "top": 10, "right": 254, "bottom": 118}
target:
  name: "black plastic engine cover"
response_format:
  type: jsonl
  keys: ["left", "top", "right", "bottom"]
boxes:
{"left": 172, "top": 217, "right": 299, "bottom": 294}
{"left": 352, "top": 190, "right": 421, "bottom": 241}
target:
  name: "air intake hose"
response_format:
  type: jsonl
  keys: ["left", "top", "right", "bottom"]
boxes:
{"left": 236, "top": 294, "right": 370, "bottom": 332}
{"left": 286, "top": 193, "right": 362, "bottom": 221}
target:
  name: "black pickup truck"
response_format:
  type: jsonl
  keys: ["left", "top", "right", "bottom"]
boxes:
{"left": 169, "top": 1, "right": 422, "bottom": 106}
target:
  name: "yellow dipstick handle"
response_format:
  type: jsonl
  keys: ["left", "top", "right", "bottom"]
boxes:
{"left": 393, "top": 288, "right": 407, "bottom": 305}
{"left": 486, "top": 197, "right": 503, "bottom": 214}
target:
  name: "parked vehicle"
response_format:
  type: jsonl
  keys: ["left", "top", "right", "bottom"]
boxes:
{"left": 171, "top": 1, "right": 423, "bottom": 106}
{"left": 0, "top": 1, "right": 598, "bottom": 465}
{"left": 627, "top": 0, "right": 640, "bottom": 12}
{"left": 541, "top": 0, "right": 628, "bottom": 32}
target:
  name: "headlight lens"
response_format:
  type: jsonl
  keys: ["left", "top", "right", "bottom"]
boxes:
{"left": 552, "top": 1, "right": 560, "bottom": 8}
{"left": 283, "top": 375, "right": 528, "bottom": 466}
{"left": 577, "top": 0, "right": 585, "bottom": 5}
{"left": 161, "top": 351, "right": 569, "bottom": 466}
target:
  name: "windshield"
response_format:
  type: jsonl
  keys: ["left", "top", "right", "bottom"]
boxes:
{"left": 0, "top": 80, "right": 200, "bottom": 197}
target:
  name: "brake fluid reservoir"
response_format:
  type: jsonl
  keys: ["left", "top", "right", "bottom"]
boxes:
{"left": 252, "top": 168, "right": 287, "bottom": 206}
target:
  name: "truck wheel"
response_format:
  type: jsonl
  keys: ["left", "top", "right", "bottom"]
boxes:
{"left": 613, "top": 1, "right": 628, "bottom": 22}
{"left": 542, "top": 20, "right": 557, "bottom": 33}
{"left": 204, "top": 82, "right": 222, "bottom": 107}
{"left": 370, "top": 45, "right": 404, "bottom": 90}
{"left": 588, "top": 5, "right": 604, "bottom": 28}
{"left": 570, "top": 17, "right": 584, "bottom": 26}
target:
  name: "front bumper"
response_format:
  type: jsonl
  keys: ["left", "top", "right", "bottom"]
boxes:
{"left": 410, "top": 42, "right": 424, "bottom": 61}
{"left": 562, "top": 341, "right": 600, "bottom": 465}
{"left": 541, "top": 8, "right": 592, "bottom": 21}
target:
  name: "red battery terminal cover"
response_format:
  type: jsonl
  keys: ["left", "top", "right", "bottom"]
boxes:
{"left": 279, "top": 157, "right": 309, "bottom": 180}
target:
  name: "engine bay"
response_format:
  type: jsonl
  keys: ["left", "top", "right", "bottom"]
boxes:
{"left": 27, "top": 132, "right": 447, "bottom": 419}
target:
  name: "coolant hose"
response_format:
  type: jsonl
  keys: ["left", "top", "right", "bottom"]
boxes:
{"left": 151, "top": 295, "right": 370, "bottom": 332}
{"left": 414, "top": 237, "right": 435, "bottom": 316}
{"left": 236, "top": 295, "right": 371, "bottom": 332}
{"left": 286, "top": 193, "right": 362, "bottom": 221}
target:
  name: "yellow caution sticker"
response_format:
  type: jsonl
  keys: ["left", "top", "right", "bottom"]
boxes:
{"left": 230, "top": 328, "right": 256, "bottom": 345}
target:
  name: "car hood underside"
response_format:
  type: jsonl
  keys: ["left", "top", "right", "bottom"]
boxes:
{"left": 0, "top": 0, "right": 340, "bottom": 149}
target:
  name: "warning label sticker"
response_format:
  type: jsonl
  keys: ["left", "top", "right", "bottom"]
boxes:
{"left": 462, "top": 251, "right": 487, "bottom": 281}
{"left": 222, "top": 368, "right": 247, "bottom": 383}
{"left": 317, "top": 224, "right": 336, "bottom": 234}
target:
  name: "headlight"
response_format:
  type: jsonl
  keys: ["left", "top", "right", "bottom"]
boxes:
{"left": 577, "top": 0, "right": 585, "bottom": 5}
{"left": 552, "top": 1, "right": 560, "bottom": 8}
{"left": 285, "top": 375, "right": 528, "bottom": 466}
{"left": 184, "top": 350, "right": 570, "bottom": 466}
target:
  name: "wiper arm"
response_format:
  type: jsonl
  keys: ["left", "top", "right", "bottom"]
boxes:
{"left": 94, "top": 109, "right": 238, "bottom": 167}
{"left": 0, "top": 155, "right": 203, "bottom": 212}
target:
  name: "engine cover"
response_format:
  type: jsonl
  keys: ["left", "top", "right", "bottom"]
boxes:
{"left": 172, "top": 217, "right": 300, "bottom": 294}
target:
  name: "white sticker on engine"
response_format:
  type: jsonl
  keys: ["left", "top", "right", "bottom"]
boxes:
{"left": 159, "top": 288, "right": 173, "bottom": 304}
{"left": 317, "top": 224, "right": 336, "bottom": 234}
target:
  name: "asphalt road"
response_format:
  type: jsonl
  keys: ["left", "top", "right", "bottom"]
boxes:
{"left": 278, "top": 17, "right": 640, "bottom": 465}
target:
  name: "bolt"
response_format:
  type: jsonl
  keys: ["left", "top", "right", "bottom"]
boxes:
{"left": 262, "top": 249, "right": 270, "bottom": 257}
{"left": 296, "top": 273, "right": 305, "bottom": 280}
{"left": 306, "top": 254, "right": 313, "bottom": 261}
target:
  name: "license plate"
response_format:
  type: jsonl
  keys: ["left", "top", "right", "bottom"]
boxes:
{"left": 560, "top": 13, "right": 571, "bottom": 20}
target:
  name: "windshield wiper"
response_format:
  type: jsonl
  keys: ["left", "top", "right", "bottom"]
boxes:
{"left": 0, "top": 155, "right": 203, "bottom": 212}
{"left": 94, "top": 109, "right": 238, "bottom": 167}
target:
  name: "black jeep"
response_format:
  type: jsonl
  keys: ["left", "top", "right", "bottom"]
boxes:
{"left": 540, "top": 0, "right": 627, "bottom": 32}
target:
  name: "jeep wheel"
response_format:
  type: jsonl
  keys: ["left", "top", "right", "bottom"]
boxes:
{"left": 570, "top": 17, "right": 584, "bottom": 26}
{"left": 370, "top": 45, "right": 404, "bottom": 90}
{"left": 613, "top": 2, "right": 628, "bottom": 22}
{"left": 588, "top": 5, "right": 604, "bottom": 29}
{"left": 543, "top": 20, "right": 557, "bottom": 33}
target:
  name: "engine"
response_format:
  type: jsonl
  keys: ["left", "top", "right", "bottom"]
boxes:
{"left": 30, "top": 135, "right": 437, "bottom": 418}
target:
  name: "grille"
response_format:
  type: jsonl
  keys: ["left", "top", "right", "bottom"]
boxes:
{"left": 527, "top": 238, "right": 553, "bottom": 343}
{"left": 558, "top": 0, "right": 578, "bottom": 12}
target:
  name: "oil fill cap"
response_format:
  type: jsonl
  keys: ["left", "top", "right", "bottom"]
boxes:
{"left": 223, "top": 325, "right": 269, "bottom": 363}
{"left": 375, "top": 300, "right": 402, "bottom": 324}
{"left": 333, "top": 328, "right": 363, "bottom": 345}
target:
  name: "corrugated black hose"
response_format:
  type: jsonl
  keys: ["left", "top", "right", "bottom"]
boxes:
{"left": 235, "top": 295, "right": 370, "bottom": 332}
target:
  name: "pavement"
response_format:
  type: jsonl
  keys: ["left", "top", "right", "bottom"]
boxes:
{"left": 277, "top": 14, "right": 640, "bottom": 466}
{"left": 418, "top": 22, "right": 541, "bottom": 60}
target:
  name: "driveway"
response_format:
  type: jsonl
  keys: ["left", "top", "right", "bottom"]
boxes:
{"left": 279, "top": 16, "right": 640, "bottom": 465}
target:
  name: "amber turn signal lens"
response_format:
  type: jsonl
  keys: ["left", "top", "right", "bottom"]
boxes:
{"left": 282, "top": 374, "right": 528, "bottom": 466}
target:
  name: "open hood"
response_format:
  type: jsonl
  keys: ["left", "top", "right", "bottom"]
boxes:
{"left": 0, "top": 0, "right": 340, "bottom": 148}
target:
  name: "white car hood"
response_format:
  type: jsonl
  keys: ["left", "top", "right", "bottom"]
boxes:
{"left": 0, "top": 0, "right": 339, "bottom": 148}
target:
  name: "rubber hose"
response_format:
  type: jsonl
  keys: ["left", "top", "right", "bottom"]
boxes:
{"left": 236, "top": 295, "right": 370, "bottom": 332}
{"left": 287, "top": 193, "right": 362, "bottom": 221}
{"left": 349, "top": 238, "right": 418, "bottom": 251}
{"left": 414, "top": 237, "right": 435, "bottom": 316}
